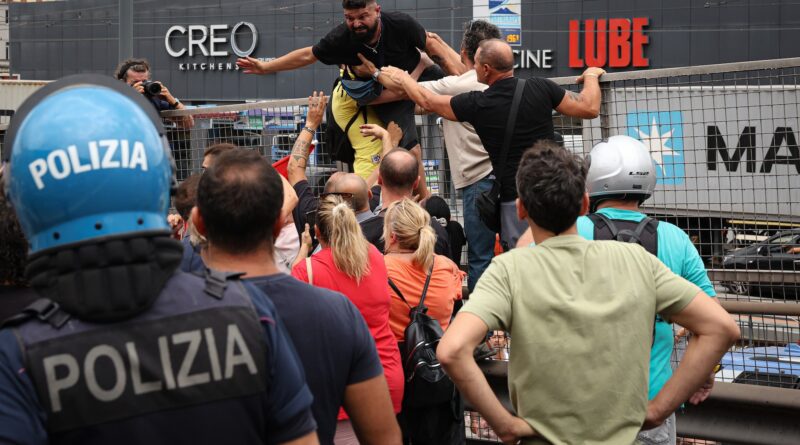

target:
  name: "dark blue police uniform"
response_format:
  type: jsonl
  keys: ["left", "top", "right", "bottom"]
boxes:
{"left": 0, "top": 271, "right": 317, "bottom": 445}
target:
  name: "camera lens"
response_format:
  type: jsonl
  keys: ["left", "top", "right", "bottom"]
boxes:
{"left": 141, "top": 80, "right": 162, "bottom": 96}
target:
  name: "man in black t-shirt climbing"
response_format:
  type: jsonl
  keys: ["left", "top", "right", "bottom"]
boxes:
{"left": 237, "top": 0, "right": 432, "bottom": 199}
{"left": 382, "top": 38, "right": 606, "bottom": 248}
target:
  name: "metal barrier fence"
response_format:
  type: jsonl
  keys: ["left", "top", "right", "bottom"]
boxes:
{"left": 161, "top": 58, "right": 800, "bottom": 444}
{"left": 549, "top": 60, "right": 800, "bottom": 419}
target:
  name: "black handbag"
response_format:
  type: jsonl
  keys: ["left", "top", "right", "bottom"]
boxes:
{"left": 389, "top": 266, "right": 455, "bottom": 408}
{"left": 477, "top": 78, "right": 527, "bottom": 233}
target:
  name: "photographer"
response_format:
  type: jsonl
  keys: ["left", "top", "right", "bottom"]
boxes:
{"left": 115, "top": 57, "right": 194, "bottom": 128}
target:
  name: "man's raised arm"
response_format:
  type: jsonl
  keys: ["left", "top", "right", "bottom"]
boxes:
{"left": 381, "top": 66, "right": 458, "bottom": 121}
{"left": 288, "top": 92, "right": 327, "bottom": 186}
{"left": 237, "top": 47, "right": 318, "bottom": 75}
{"left": 425, "top": 31, "right": 467, "bottom": 76}
{"left": 554, "top": 67, "right": 605, "bottom": 119}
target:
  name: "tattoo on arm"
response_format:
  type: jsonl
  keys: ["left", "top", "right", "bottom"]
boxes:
{"left": 568, "top": 91, "right": 584, "bottom": 103}
{"left": 290, "top": 138, "right": 311, "bottom": 169}
{"left": 291, "top": 155, "right": 308, "bottom": 169}
{"left": 291, "top": 138, "right": 311, "bottom": 159}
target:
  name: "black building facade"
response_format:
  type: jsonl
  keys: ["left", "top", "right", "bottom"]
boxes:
{"left": 9, "top": 0, "right": 800, "bottom": 102}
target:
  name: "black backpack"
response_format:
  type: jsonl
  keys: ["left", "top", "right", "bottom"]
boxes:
{"left": 388, "top": 267, "right": 456, "bottom": 408}
{"left": 587, "top": 213, "right": 659, "bottom": 255}
{"left": 325, "top": 78, "right": 367, "bottom": 165}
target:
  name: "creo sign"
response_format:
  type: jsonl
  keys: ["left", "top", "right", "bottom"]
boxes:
{"left": 165, "top": 22, "right": 258, "bottom": 59}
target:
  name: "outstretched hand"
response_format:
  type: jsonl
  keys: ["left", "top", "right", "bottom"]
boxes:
{"left": 576, "top": 66, "right": 606, "bottom": 84}
{"left": 301, "top": 224, "right": 313, "bottom": 250}
{"left": 306, "top": 91, "right": 328, "bottom": 129}
{"left": 381, "top": 66, "right": 412, "bottom": 86}
{"left": 386, "top": 121, "right": 403, "bottom": 148}
{"left": 352, "top": 53, "right": 378, "bottom": 78}
{"left": 236, "top": 56, "right": 268, "bottom": 74}
{"left": 359, "top": 124, "right": 388, "bottom": 142}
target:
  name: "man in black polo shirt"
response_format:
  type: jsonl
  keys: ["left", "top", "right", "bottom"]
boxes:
{"left": 237, "top": 0, "right": 432, "bottom": 198}
{"left": 382, "top": 39, "right": 605, "bottom": 248}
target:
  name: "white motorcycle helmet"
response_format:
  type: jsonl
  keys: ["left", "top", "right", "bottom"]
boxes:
{"left": 586, "top": 135, "right": 657, "bottom": 212}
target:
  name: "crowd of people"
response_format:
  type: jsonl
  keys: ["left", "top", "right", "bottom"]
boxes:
{"left": 0, "top": 1, "right": 742, "bottom": 445}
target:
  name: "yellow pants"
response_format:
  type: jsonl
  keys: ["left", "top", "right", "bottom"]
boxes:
{"left": 331, "top": 82, "right": 384, "bottom": 179}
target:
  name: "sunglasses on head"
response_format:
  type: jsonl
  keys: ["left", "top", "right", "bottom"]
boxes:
{"left": 321, "top": 191, "right": 354, "bottom": 200}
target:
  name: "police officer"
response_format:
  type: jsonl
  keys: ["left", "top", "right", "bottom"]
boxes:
{"left": 576, "top": 135, "right": 718, "bottom": 445}
{"left": 0, "top": 75, "right": 319, "bottom": 445}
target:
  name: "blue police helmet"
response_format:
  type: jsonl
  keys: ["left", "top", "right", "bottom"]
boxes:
{"left": 2, "top": 74, "right": 176, "bottom": 254}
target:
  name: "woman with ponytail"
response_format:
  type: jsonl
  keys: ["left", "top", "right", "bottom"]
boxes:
{"left": 291, "top": 195, "right": 404, "bottom": 443}
{"left": 384, "top": 199, "right": 465, "bottom": 339}
{"left": 383, "top": 198, "right": 466, "bottom": 444}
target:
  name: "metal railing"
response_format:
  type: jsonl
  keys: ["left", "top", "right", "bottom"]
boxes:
{"left": 159, "top": 58, "right": 800, "bottom": 444}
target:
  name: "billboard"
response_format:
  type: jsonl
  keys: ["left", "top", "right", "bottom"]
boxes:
{"left": 584, "top": 86, "right": 800, "bottom": 217}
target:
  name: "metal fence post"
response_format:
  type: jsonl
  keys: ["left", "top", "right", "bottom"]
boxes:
{"left": 118, "top": 0, "right": 133, "bottom": 61}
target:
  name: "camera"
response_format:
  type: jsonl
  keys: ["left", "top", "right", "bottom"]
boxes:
{"left": 140, "top": 80, "right": 162, "bottom": 96}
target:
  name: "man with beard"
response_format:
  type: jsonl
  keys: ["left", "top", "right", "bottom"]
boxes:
{"left": 237, "top": 0, "right": 431, "bottom": 199}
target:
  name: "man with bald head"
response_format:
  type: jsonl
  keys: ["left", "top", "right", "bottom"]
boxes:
{"left": 328, "top": 173, "right": 386, "bottom": 242}
{"left": 382, "top": 38, "right": 605, "bottom": 249}
{"left": 378, "top": 148, "right": 420, "bottom": 206}
{"left": 356, "top": 149, "right": 450, "bottom": 255}
{"left": 331, "top": 173, "right": 373, "bottom": 214}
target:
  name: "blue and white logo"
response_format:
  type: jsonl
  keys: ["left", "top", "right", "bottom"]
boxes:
{"left": 488, "top": 0, "right": 522, "bottom": 46}
{"left": 627, "top": 111, "right": 685, "bottom": 185}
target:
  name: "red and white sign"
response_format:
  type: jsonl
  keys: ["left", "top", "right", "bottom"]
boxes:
{"left": 569, "top": 18, "right": 650, "bottom": 68}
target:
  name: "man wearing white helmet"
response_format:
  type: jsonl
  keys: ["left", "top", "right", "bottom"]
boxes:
{"left": 578, "top": 135, "right": 718, "bottom": 445}
{"left": 437, "top": 140, "right": 738, "bottom": 445}
{"left": 0, "top": 75, "right": 318, "bottom": 445}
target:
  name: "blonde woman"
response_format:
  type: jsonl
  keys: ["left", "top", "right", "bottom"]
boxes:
{"left": 291, "top": 195, "right": 404, "bottom": 442}
{"left": 383, "top": 198, "right": 465, "bottom": 444}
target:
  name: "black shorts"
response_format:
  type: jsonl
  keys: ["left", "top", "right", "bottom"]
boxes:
{"left": 372, "top": 100, "right": 419, "bottom": 150}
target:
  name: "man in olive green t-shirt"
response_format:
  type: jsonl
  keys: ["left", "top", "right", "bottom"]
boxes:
{"left": 437, "top": 141, "right": 740, "bottom": 445}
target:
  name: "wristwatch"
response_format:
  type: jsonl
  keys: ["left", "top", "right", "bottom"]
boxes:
{"left": 372, "top": 70, "right": 381, "bottom": 82}
{"left": 170, "top": 99, "right": 181, "bottom": 109}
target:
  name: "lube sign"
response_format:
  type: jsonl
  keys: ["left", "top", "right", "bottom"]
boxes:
{"left": 569, "top": 18, "right": 650, "bottom": 68}
{"left": 164, "top": 22, "right": 258, "bottom": 71}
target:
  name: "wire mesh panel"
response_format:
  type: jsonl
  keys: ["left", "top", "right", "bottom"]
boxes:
{"left": 164, "top": 101, "right": 454, "bottom": 189}
{"left": 550, "top": 58, "right": 800, "bottom": 395}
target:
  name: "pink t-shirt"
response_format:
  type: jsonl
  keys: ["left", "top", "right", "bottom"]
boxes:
{"left": 292, "top": 245, "right": 404, "bottom": 414}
